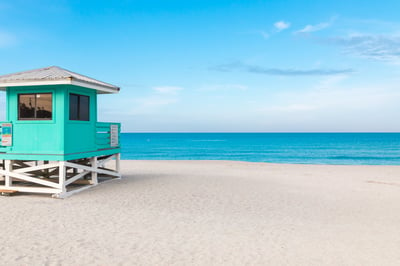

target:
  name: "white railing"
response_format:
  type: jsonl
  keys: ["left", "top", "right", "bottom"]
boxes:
{"left": 95, "top": 122, "right": 121, "bottom": 150}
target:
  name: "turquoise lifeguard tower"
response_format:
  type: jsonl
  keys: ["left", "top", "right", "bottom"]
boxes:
{"left": 0, "top": 66, "right": 121, "bottom": 197}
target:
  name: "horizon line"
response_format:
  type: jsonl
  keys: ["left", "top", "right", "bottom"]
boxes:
{"left": 120, "top": 131, "right": 400, "bottom": 133}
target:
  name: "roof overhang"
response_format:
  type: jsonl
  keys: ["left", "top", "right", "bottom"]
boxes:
{"left": 0, "top": 78, "right": 120, "bottom": 94}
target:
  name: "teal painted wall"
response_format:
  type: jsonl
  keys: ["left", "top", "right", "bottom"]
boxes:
{"left": 2, "top": 84, "right": 119, "bottom": 160}
{"left": 6, "top": 85, "right": 65, "bottom": 154}
{"left": 64, "top": 86, "right": 97, "bottom": 154}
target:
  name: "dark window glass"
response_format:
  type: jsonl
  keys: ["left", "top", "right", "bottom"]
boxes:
{"left": 79, "top": 95, "right": 89, "bottom": 121}
{"left": 69, "top": 94, "right": 79, "bottom": 120}
{"left": 69, "top": 94, "right": 90, "bottom": 121}
{"left": 18, "top": 93, "right": 52, "bottom": 120}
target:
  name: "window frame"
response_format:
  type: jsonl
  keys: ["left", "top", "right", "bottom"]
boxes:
{"left": 18, "top": 93, "right": 53, "bottom": 120}
{"left": 69, "top": 93, "right": 90, "bottom": 121}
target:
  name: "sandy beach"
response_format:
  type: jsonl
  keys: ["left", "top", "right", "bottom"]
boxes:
{"left": 0, "top": 160, "right": 400, "bottom": 265}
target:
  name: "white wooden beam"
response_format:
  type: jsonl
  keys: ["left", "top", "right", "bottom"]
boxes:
{"left": 97, "top": 155, "right": 114, "bottom": 167}
{"left": 0, "top": 185, "right": 61, "bottom": 194}
{"left": 13, "top": 162, "right": 59, "bottom": 174}
{"left": 53, "top": 184, "right": 95, "bottom": 198}
{"left": 65, "top": 170, "right": 90, "bottom": 186}
{"left": 64, "top": 162, "right": 121, "bottom": 177}
{"left": 0, "top": 169, "right": 59, "bottom": 188}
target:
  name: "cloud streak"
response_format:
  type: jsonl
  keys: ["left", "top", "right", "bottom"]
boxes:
{"left": 211, "top": 62, "right": 354, "bottom": 76}
{"left": 294, "top": 17, "right": 400, "bottom": 63}
{"left": 253, "top": 20, "right": 290, "bottom": 39}
{"left": 153, "top": 86, "right": 184, "bottom": 94}
{"left": 199, "top": 84, "right": 248, "bottom": 91}
{"left": 324, "top": 34, "right": 400, "bottom": 62}
{"left": 295, "top": 16, "right": 337, "bottom": 34}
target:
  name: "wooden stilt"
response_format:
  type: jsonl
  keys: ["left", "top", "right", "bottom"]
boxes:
{"left": 5, "top": 160, "right": 13, "bottom": 188}
{"left": 116, "top": 153, "right": 121, "bottom": 173}
{"left": 59, "top": 161, "right": 66, "bottom": 195}
{"left": 90, "top": 156, "right": 98, "bottom": 185}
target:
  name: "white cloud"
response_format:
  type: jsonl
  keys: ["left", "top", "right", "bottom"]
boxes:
{"left": 315, "top": 74, "right": 349, "bottom": 89}
{"left": 153, "top": 86, "right": 183, "bottom": 94}
{"left": 274, "top": 21, "right": 290, "bottom": 31}
{"left": 100, "top": 85, "right": 184, "bottom": 117}
{"left": 120, "top": 96, "right": 179, "bottom": 116}
{"left": 253, "top": 20, "right": 289, "bottom": 39}
{"left": 296, "top": 23, "right": 330, "bottom": 34}
{"left": 200, "top": 84, "right": 248, "bottom": 91}
{"left": 256, "top": 81, "right": 400, "bottom": 131}
{"left": 295, "top": 16, "right": 337, "bottom": 34}
{"left": 123, "top": 85, "right": 184, "bottom": 115}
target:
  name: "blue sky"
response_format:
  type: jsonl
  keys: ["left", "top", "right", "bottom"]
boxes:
{"left": 1, "top": 0, "right": 400, "bottom": 132}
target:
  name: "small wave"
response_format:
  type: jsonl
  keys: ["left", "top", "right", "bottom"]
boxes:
{"left": 191, "top": 140, "right": 227, "bottom": 142}
{"left": 327, "top": 155, "right": 400, "bottom": 160}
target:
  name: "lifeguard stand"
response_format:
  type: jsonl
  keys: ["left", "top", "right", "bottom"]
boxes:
{"left": 0, "top": 66, "right": 121, "bottom": 198}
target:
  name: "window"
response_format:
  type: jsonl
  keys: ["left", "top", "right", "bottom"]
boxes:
{"left": 69, "top": 93, "right": 89, "bottom": 121}
{"left": 18, "top": 93, "right": 52, "bottom": 120}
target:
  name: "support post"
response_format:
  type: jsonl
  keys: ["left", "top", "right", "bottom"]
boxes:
{"left": 90, "top": 156, "right": 98, "bottom": 185}
{"left": 59, "top": 161, "right": 66, "bottom": 194}
{"left": 116, "top": 153, "right": 121, "bottom": 173}
{"left": 5, "top": 160, "right": 13, "bottom": 188}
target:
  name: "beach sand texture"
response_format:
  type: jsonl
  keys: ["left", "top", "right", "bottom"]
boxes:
{"left": 1, "top": 160, "right": 400, "bottom": 265}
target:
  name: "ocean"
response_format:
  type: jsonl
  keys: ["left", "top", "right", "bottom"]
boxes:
{"left": 120, "top": 133, "right": 400, "bottom": 165}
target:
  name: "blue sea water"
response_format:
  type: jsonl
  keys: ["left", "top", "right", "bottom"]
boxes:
{"left": 120, "top": 133, "right": 400, "bottom": 165}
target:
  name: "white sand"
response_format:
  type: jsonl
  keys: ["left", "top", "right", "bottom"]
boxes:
{"left": 1, "top": 160, "right": 400, "bottom": 265}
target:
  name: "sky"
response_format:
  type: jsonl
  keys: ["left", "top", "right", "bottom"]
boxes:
{"left": 1, "top": 0, "right": 400, "bottom": 132}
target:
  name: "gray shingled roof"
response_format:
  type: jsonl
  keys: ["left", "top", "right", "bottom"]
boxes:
{"left": 0, "top": 66, "right": 120, "bottom": 93}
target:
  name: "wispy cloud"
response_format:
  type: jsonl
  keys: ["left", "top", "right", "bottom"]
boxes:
{"left": 199, "top": 84, "right": 248, "bottom": 91}
{"left": 294, "top": 17, "right": 400, "bottom": 63}
{"left": 296, "top": 22, "right": 330, "bottom": 34}
{"left": 153, "top": 86, "right": 184, "bottom": 94}
{"left": 127, "top": 95, "right": 179, "bottom": 115}
{"left": 266, "top": 104, "right": 318, "bottom": 112}
{"left": 256, "top": 81, "right": 400, "bottom": 131}
{"left": 325, "top": 33, "right": 400, "bottom": 62}
{"left": 315, "top": 75, "right": 349, "bottom": 89}
{"left": 129, "top": 85, "right": 184, "bottom": 114}
{"left": 253, "top": 20, "right": 290, "bottom": 39}
{"left": 274, "top": 21, "right": 290, "bottom": 32}
{"left": 211, "top": 62, "right": 354, "bottom": 76}
{"left": 295, "top": 16, "right": 337, "bottom": 34}
{"left": 256, "top": 30, "right": 269, "bottom": 39}
{"left": 136, "top": 97, "right": 178, "bottom": 108}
